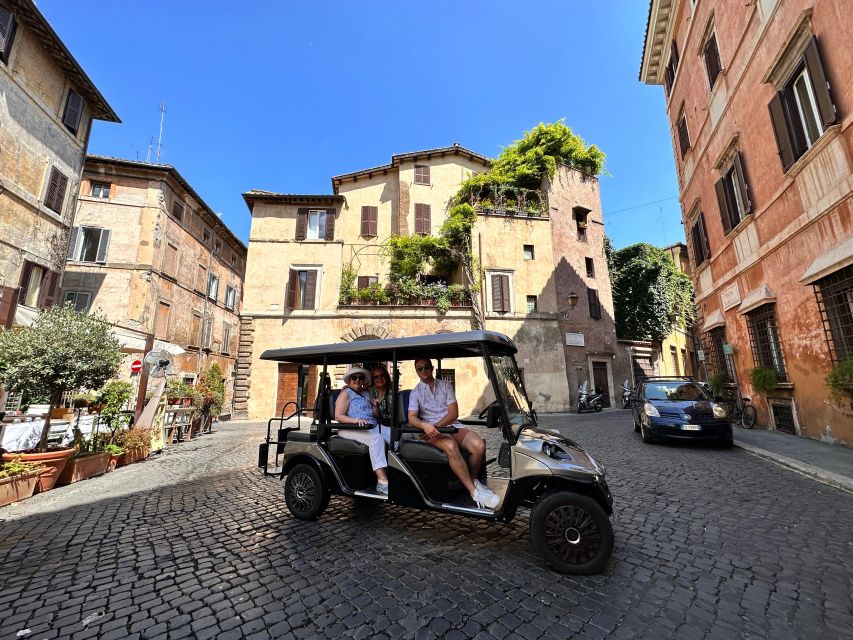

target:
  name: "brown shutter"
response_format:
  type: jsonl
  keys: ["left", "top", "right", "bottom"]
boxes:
{"left": 733, "top": 152, "right": 752, "bottom": 214}
{"left": 357, "top": 276, "right": 370, "bottom": 290}
{"left": 768, "top": 93, "right": 796, "bottom": 171}
{"left": 324, "top": 209, "right": 335, "bottom": 241}
{"left": 0, "top": 8, "right": 17, "bottom": 64}
{"left": 17, "top": 261, "right": 33, "bottom": 304}
{"left": 361, "top": 207, "right": 370, "bottom": 236}
{"left": 703, "top": 34, "right": 721, "bottom": 88}
{"left": 698, "top": 213, "right": 711, "bottom": 261}
{"left": 369, "top": 206, "right": 378, "bottom": 236}
{"left": 715, "top": 178, "right": 732, "bottom": 234}
{"left": 62, "top": 90, "right": 84, "bottom": 134}
{"left": 691, "top": 221, "right": 704, "bottom": 267}
{"left": 295, "top": 208, "right": 308, "bottom": 241}
{"left": 286, "top": 270, "right": 297, "bottom": 309}
{"left": 491, "top": 274, "right": 502, "bottom": 312}
{"left": 303, "top": 271, "right": 317, "bottom": 309}
{"left": 414, "top": 204, "right": 422, "bottom": 234}
{"left": 38, "top": 271, "right": 59, "bottom": 308}
{"left": 803, "top": 37, "right": 837, "bottom": 129}
{"left": 67, "top": 226, "right": 79, "bottom": 260}
{"left": 670, "top": 40, "right": 679, "bottom": 76}
{"left": 500, "top": 275, "right": 509, "bottom": 312}
{"left": 415, "top": 204, "right": 431, "bottom": 235}
{"left": 588, "top": 288, "right": 601, "bottom": 319}
{"left": 677, "top": 116, "right": 690, "bottom": 159}
{"left": 44, "top": 169, "right": 60, "bottom": 212}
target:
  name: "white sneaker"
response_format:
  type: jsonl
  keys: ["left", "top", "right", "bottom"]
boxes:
{"left": 472, "top": 484, "right": 499, "bottom": 509}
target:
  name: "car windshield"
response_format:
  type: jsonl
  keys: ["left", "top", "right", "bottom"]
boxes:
{"left": 489, "top": 354, "right": 534, "bottom": 426}
{"left": 644, "top": 382, "right": 709, "bottom": 402}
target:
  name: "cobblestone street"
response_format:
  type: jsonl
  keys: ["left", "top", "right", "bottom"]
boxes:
{"left": 1, "top": 412, "right": 852, "bottom": 640}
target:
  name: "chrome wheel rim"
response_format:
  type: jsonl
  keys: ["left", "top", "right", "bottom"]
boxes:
{"left": 543, "top": 506, "right": 601, "bottom": 564}
{"left": 287, "top": 472, "right": 315, "bottom": 512}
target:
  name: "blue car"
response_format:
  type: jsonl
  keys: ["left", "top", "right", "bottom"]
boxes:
{"left": 630, "top": 377, "right": 733, "bottom": 448}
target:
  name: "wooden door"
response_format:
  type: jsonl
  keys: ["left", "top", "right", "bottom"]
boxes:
{"left": 592, "top": 362, "right": 611, "bottom": 408}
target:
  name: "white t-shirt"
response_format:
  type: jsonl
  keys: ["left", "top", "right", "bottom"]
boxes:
{"left": 408, "top": 378, "right": 462, "bottom": 428}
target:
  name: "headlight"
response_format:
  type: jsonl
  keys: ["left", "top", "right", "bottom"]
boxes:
{"left": 542, "top": 442, "right": 573, "bottom": 461}
{"left": 712, "top": 403, "right": 728, "bottom": 418}
{"left": 644, "top": 403, "right": 660, "bottom": 417}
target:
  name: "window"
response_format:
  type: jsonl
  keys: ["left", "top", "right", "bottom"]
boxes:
{"left": 295, "top": 208, "right": 335, "bottom": 241}
{"left": 526, "top": 295, "right": 538, "bottom": 313}
{"left": 814, "top": 264, "right": 853, "bottom": 362}
{"left": 690, "top": 212, "right": 711, "bottom": 267}
{"left": 677, "top": 111, "right": 691, "bottom": 159}
{"left": 703, "top": 31, "right": 722, "bottom": 89}
{"left": 207, "top": 273, "right": 219, "bottom": 301}
{"left": 221, "top": 323, "right": 232, "bottom": 355}
{"left": 170, "top": 200, "right": 184, "bottom": 222}
{"left": 414, "top": 164, "right": 430, "bottom": 185}
{"left": 357, "top": 275, "right": 378, "bottom": 291}
{"left": 17, "top": 262, "right": 58, "bottom": 309}
{"left": 588, "top": 288, "right": 601, "bottom": 320}
{"left": 715, "top": 152, "right": 752, "bottom": 234}
{"left": 61, "top": 90, "right": 84, "bottom": 135}
{"left": 489, "top": 273, "right": 511, "bottom": 313}
{"left": 414, "top": 203, "right": 431, "bottom": 235}
{"left": 574, "top": 207, "right": 589, "bottom": 241}
{"left": 154, "top": 302, "right": 171, "bottom": 338}
{"left": 746, "top": 304, "right": 787, "bottom": 380}
{"left": 196, "top": 264, "right": 207, "bottom": 293}
{"left": 670, "top": 346, "right": 680, "bottom": 375}
{"left": 214, "top": 240, "right": 222, "bottom": 255}
{"left": 523, "top": 245, "right": 535, "bottom": 260}
{"left": 203, "top": 228, "right": 211, "bottom": 247}
{"left": 585, "top": 257, "right": 595, "bottom": 278}
{"left": 287, "top": 268, "right": 319, "bottom": 310}
{"left": 705, "top": 326, "right": 729, "bottom": 379}
{"left": 68, "top": 226, "right": 111, "bottom": 263}
{"left": 225, "top": 285, "right": 237, "bottom": 311}
{"left": 44, "top": 167, "right": 69, "bottom": 214}
{"left": 162, "top": 243, "right": 179, "bottom": 278}
{"left": 201, "top": 316, "right": 213, "bottom": 349}
{"left": 191, "top": 314, "right": 202, "bottom": 347}
{"left": 0, "top": 7, "right": 18, "bottom": 65}
{"left": 664, "top": 40, "right": 680, "bottom": 96}
{"left": 768, "top": 37, "right": 837, "bottom": 171}
{"left": 63, "top": 290, "right": 92, "bottom": 313}
{"left": 90, "top": 182, "right": 110, "bottom": 198}
{"left": 361, "top": 206, "right": 378, "bottom": 237}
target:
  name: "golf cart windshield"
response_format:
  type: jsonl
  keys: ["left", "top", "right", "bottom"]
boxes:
{"left": 489, "top": 354, "right": 534, "bottom": 427}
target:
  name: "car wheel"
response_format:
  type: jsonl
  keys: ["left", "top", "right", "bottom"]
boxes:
{"left": 530, "top": 492, "right": 613, "bottom": 575}
{"left": 633, "top": 418, "right": 640, "bottom": 433}
{"left": 641, "top": 423, "right": 654, "bottom": 444}
{"left": 284, "top": 463, "right": 328, "bottom": 520}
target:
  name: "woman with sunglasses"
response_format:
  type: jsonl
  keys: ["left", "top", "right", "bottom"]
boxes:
{"left": 334, "top": 366, "right": 390, "bottom": 494}
{"left": 369, "top": 365, "right": 394, "bottom": 428}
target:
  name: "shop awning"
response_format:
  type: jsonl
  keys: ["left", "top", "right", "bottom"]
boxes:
{"left": 702, "top": 309, "right": 726, "bottom": 331}
{"left": 800, "top": 236, "right": 853, "bottom": 284}
{"left": 738, "top": 284, "right": 776, "bottom": 315}
{"left": 112, "top": 327, "right": 185, "bottom": 355}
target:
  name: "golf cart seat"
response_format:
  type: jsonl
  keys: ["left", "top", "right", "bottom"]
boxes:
{"left": 396, "top": 390, "right": 466, "bottom": 464}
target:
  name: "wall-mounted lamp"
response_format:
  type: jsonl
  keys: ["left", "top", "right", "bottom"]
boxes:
{"left": 558, "top": 291, "right": 579, "bottom": 319}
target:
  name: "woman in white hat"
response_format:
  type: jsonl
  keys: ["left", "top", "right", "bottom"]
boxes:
{"left": 334, "top": 366, "right": 390, "bottom": 494}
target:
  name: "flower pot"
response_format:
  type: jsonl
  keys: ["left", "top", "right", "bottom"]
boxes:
{"left": 56, "top": 452, "right": 110, "bottom": 485}
{"left": 2, "top": 448, "right": 76, "bottom": 493}
{"left": 108, "top": 453, "right": 124, "bottom": 471}
{"left": 119, "top": 446, "right": 149, "bottom": 466}
{"left": 0, "top": 470, "right": 40, "bottom": 507}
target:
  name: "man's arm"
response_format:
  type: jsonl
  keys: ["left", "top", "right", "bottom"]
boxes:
{"left": 434, "top": 402, "right": 458, "bottom": 428}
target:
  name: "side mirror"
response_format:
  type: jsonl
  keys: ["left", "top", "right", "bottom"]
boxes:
{"left": 487, "top": 404, "right": 503, "bottom": 429}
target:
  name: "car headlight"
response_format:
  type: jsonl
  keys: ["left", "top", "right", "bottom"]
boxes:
{"left": 643, "top": 403, "right": 660, "bottom": 417}
{"left": 542, "top": 442, "right": 573, "bottom": 461}
{"left": 712, "top": 403, "right": 728, "bottom": 418}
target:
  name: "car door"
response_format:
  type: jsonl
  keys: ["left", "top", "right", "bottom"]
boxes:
{"left": 630, "top": 383, "right": 643, "bottom": 423}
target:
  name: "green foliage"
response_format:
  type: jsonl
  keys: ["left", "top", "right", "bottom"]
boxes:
{"left": 194, "top": 363, "right": 225, "bottom": 419}
{"left": 384, "top": 234, "right": 449, "bottom": 281}
{"left": 72, "top": 392, "right": 96, "bottom": 408}
{"left": 358, "top": 282, "right": 391, "bottom": 305}
{"left": 609, "top": 243, "right": 696, "bottom": 343}
{"left": 103, "top": 443, "right": 125, "bottom": 455}
{"left": 339, "top": 266, "right": 357, "bottom": 305}
{"left": 826, "top": 358, "right": 853, "bottom": 402}
{"left": 115, "top": 427, "right": 152, "bottom": 450}
{"left": 709, "top": 372, "right": 730, "bottom": 397}
{"left": 749, "top": 367, "right": 781, "bottom": 396}
{"left": 0, "top": 455, "right": 42, "bottom": 479}
{"left": 166, "top": 379, "right": 194, "bottom": 402}
{"left": 97, "top": 380, "right": 133, "bottom": 419}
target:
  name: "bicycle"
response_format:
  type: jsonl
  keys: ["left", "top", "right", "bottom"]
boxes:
{"left": 721, "top": 393, "right": 756, "bottom": 428}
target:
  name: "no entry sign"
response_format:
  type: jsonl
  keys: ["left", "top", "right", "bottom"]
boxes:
{"left": 131, "top": 359, "right": 143, "bottom": 374}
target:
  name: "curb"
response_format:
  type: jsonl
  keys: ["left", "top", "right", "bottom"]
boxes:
{"left": 734, "top": 441, "right": 853, "bottom": 495}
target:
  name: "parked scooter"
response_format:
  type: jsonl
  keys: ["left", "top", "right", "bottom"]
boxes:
{"left": 577, "top": 381, "right": 604, "bottom": 413}
{"left": 621, "top": 380, "right": 632, "bottom": 409}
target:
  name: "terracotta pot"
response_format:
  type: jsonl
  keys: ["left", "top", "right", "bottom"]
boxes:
{"left": 108, "top": 453, "right": 124, "bottom": 471}
{"left": 0, "top": 470, "right": 41, "bottom": 507}
{"left": 56, "top": 452, "right": 110, "bottom": 485}
{"left": 2, "top": 448, "right": 76, "bottom": 493}
{"left": 119, "top": 446, "right": 149, "bottom": 466}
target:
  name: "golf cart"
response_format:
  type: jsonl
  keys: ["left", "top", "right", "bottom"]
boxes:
{"left": 258, "top": 330, "right": 614, "bottom": 574}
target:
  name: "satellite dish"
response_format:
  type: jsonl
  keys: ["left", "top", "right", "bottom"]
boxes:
{"left": 143, "top": 349, "right": 173, "bottom": 378}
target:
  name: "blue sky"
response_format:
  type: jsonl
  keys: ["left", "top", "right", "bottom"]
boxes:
{"left": 41, "top": 0, "right": 681, "bottom": 249}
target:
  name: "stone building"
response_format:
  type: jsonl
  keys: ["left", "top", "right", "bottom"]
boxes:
{"left": 237, "top": 145, "right": 629, "bottom": 420}
{"left": 62, "top": 156, "right": 247, "bottom": 410}
{"left": 640, "top": 0, "right": 853, "bottom": 444}
{"left": 0, "top": 0, "right": 118, "bottom": 328}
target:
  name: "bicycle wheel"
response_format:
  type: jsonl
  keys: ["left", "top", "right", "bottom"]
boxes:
{"left": 740, "top": 405, "right": 757, "bottom": 429}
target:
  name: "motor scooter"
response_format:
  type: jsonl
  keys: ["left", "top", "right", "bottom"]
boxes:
{"left": 577, "top": 381, "right": 604, "bottom": 413}
{"left": 621, "top": 380, "right": 632, "bottom": 409}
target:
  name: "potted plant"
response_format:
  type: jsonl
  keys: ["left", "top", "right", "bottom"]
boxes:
{"left": 95, "top": 380, "right": 134, "bottom": 443}
{"left": 826, "top": 357, "right": 853, "bottom": 404}
{"left": 708, "top": 372, "right": 730, "bottom": 400}
{"left": 0, "top": 306, "right": 122, "bottom": 492}
{"left": 749, "top": 367, "right": 781, "bottom": 396}
{"left": 115, "top": 427, "right": 153, "bottom": 466}
{"left": 72, "top": 392, "right": 95, "bottom": 410}
{"left": 193, "top": 363, "right": 225, "bottom": 435}
{"left": 103, "top": 443, "right": 125, "bottom": 471}
{"left": 166, "top": 379, "right": 194, "bottom": 406}
{"left": 0, "top": 456, "right": 42, "bottom": 508}
{"left": 57, "top": 431, "right": 111, "bottom": 485}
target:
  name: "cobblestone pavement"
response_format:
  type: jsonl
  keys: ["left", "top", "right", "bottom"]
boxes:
{"left": 1, "top": 411, "right": 852, "bottom": 639}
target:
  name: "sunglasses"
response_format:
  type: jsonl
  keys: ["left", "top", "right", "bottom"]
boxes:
{"left": 373, "top": 374, "right": 387, "bottom": 380}
{"left": 350, "top": 374, "right": 366, "bottom": 382}
{"left": 415, "top": 365, "right": 433, "bottom": 372}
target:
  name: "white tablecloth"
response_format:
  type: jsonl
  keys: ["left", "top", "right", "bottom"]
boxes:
{"left": 1, "top": 415, "right": 98, "bottom": 452}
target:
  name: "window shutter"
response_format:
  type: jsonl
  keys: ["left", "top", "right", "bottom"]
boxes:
{"left": 0, "top": 8, "right": 17, "bottom": 64}
{"left": 691, "top": 222, "right": 704, "bottom": 267}
{"left": 17, "top": 261, "right": 33, "bottom": 304}
{"left": 361, "top": 207, "right": 370, "bottom": 236}
{"left": 414, "top": 204, "right": 422, "bottom": 234}
{"left": 733, "top": 152, "right": 752, "bottom": 214}
{"left": 39, "top": 271, "right": 59, "bottom": 308}
{"left": 704, "top": 35, "right": 721, "bottom": 88}
{"left": 670, "top": 40, "right": 679, "bottom": 76}
{"left": 715, "top": 178, "right": 732, "bottom": 234}
{"left": 286, "top": 270, "right": 297, "bottom": 309}
{"left": 588, "top": 288, "right": 601, "bottom": 319}
{"left": 500, "top": 275, "right": 510, "bottom": 312}
{"left": 369, "top": 206, "right": 378, "bottom": 236}
{"left": 357, "top": 276, "right": 370, "bottom": 291}
{"left": 44, "top": 168, "right": 61, "bottom": 212}
{"left": 324, "top": 209, "right": 335, "bottom": 241}
{"left": 491, "top": 274, "right": 502, "bottom": 312}
{"left": 415, "top": 204, "right": 431, "bottom": 235}
{"left": 95, "top": 229, "right": 111, "bottom": 263}
{"left": 768, "top": 93, "right": 796, "bottom": 171}
{"left": 303, "top": 271, "right": 318, "bottom": 309}
{"left": 67, "top": 226, "right": 79, "bottom": 260}
{"left": 803, "top": 36, "right": 837, "bottom": 129}
{"left": 62, "top": 91, "right": 84, "bottom": 134}
{"left": 295, "top": 208, "right": 308, "bottom": 241}
{"left": 699, "top": 213, "right": 711, "bottom": 261}
{"left": 677, "top": 116, "right": 690, "bottom": 159}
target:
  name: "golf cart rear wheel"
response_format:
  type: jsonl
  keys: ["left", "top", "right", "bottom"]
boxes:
{"left": 531, "top": 492, "right": 612, "bottom": 575}
{"left": 284, "top": 463, "right": 328, "bottom": 520}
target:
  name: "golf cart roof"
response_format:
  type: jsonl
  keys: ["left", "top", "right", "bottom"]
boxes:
{"left": 260, "top": 330, "right": 517, "bottom": 365}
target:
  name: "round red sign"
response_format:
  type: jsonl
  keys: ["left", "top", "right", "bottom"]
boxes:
{"left": 131, "top": 359, "right": 143, "bottom": 374}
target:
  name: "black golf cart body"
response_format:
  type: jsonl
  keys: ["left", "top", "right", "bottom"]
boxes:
{"left": 258, "top": 330, "right": 614, "bottom": 573}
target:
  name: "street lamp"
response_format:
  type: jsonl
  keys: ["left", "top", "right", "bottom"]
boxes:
{"left": 558, "top": 291, "right": 579, "bottom": 319}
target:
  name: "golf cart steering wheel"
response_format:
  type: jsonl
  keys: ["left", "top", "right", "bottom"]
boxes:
{"left": 478, "top": 401, "right": 501, "bottom": 423}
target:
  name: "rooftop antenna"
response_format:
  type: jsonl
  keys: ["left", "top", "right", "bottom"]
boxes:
{"left": 130, "top": 144, "right": 140, "bottom": 161}
{"left": 145, "top": 136, "right": 154, "bottom": 163}
{"left": 155, "top": 101, "right": 166, "bottom": 164}
{"left": 657, "top": 206, "right": 667, "bottom": 245}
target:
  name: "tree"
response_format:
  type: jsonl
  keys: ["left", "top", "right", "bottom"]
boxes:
{"left": 0, "top": 305, "right": 123, "bottom": 450}
{"left": 609, "top": 243, "right": 695, "bottom": 343}
{"left": 194, "top": 362, "right": 225, "bottom": 429}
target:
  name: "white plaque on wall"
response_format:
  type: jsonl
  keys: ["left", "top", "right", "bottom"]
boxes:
{"left": 565, "top": 333, "right": 585, "bottom": 347}
{"left": 720, "top": 282, "right": 741, "bottom": 310}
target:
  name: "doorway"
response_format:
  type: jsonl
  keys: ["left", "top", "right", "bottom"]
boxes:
{"left": 591, "top": 361, "right": 611, "bottom": 408}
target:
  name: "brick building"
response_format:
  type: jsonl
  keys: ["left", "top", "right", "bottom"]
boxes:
{"left": 0, "top": 0, "right": 118, "bottom": 328}
{"left": 640, "top": 0, "right": 853, "bottom": 444}
{"left": 237, "top": 145, "right": 629, "bottom": 420}
{"left": 62, "top": 157, "right": 246, "bottom": 410}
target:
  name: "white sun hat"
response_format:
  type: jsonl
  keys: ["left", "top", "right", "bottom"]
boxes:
{"left": 342, "top": 366, "right": 371, "bottom": 383}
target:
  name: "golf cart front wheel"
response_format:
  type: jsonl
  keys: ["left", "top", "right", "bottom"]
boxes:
{"left": 531, "top": 492, "right": 613, "bottom": 575}
{"left": 284, "top": 463, "right": 329, "bottom": 520}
